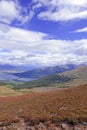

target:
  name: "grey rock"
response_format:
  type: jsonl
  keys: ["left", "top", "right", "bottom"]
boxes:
{"left": 61, "top": 123, "right": 68, "bottom": 129}
{"left": 82, "top": 122, "right": 87, "bottom": 126}
{"left": 73, "top": 126, "right": 81, "bottom": 130}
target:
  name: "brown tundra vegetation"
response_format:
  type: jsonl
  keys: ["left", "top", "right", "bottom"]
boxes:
{"left": 0, "top": 84, "right": 87, "bottom": 130}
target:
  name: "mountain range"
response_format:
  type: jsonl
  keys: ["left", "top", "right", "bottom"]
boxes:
{"left": 0, "top": 64, "right": 38, "bottom": 82}
{"left": 0, "top": 64, "right": 77, "bottom": 82}
{"left": 0, "top": 64, "right": 87, "bottom": 88}
{"left": 14, "top": 65, "right": 87, "bottom": 89}
{"left": 14, "top": 64, "right": 77, "bottom": 79}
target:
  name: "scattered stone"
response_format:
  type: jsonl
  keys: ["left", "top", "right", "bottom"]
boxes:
{"left": 0, "top": 126, "right": 7, "bottom": 130}
{"left": 82, "top": 122, "right": 87, "bottom": 126}
{"left": 61, "top": 123, "right": 68, "bottom": 129}
{"left": 16, "top": 109, "right": 23, "bottom": 115}
{"left": 73, "top": 126, "right": 81, "bottom": 130}
{"left": 0, "top": 122, "right": 3, "bottom": 127}
{"left": 0, "top": 121, "right": 87, "bottom": 130}
{"left": 27, "top": 127, "right": 35, "bottom": 130}
{"left": 39, "top": 122, "right": 47, "bottom": 129}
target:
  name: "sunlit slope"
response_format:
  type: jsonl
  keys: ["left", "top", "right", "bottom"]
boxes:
{"left": 59, "top": 65, "right": 87, "bottom": 87}
{"left": 0, "top": 86, "right": 22, "bottom": 96}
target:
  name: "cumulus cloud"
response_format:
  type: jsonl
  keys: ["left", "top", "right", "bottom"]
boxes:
{"left": 0, "top": 0, "right": 87, "bottom": 66}
{"left": 0, "top": 23, "right": 47, "bottom": 44}
{"left": 0, "top": 24, "right": 87, "bottom": 66}
{"left": 33, "top": 0, "right": 87, "bottom": 21}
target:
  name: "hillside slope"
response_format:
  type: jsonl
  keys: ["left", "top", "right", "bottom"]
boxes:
{"left": 0, "top": 86, "right": 22, "bottom": 96}
{"left": 59, "top": 65, "right": 87, "bottom": 87}
{"left": 0, "top": 84, "right": 87, "bottom": 129}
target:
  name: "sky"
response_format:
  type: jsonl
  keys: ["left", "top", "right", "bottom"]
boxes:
{"left": 0, "top": 0, "right": 87, "bottom": 67}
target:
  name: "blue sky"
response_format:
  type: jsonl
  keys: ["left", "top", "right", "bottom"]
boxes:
{"left": 0, "top": 0, "right": 87, "bottom": 66}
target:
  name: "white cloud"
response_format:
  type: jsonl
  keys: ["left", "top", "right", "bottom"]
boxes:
{"left": 74, "top": 27, "right": 87, "bottom": 32}
{"left": 0, "top": 0, "right": 33, "bottom": 25}
{"left": 1, "top": 0, "right": 87, "bottom": 25}
{"left": 0, "top": 0, "right": 87, "bottom": 66}
{"left": 33, "top": 0, "right": 87, "bottom": 21}
{"left": 0, "top": 23, "right": 47, "bottom": 44}
{"left": 0, "top": 24, "right": 87, "bottom": 66}
{"left": 0, "top": 23, "right": 48, "bottom": 65}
